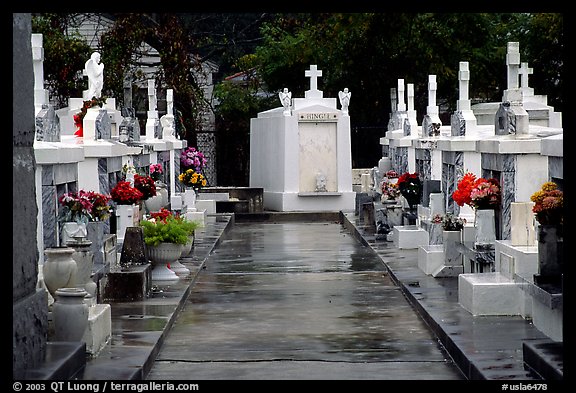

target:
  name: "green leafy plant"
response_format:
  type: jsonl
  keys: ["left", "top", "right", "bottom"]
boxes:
{"left": 140, "top": 216, "right": 189, "bottom": 247}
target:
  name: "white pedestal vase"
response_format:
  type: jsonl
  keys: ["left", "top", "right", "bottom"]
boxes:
{"left": 60, "top": 222, "right": 88, "bottom": 247}
{"left": 144, "top": 194, "right": 164, "bottom": 213}
{"left": 69, "top": 240, "right": 97, "bottom": 302}
{"left": 147, "top": 242, "right": 181, "bottom": 282}
{"left": 474, "top": 209, "right": 496, "bottom": 250}
{"left": 155, "top": 181, "right": 169, "bottom": 207}
{"left": 52, "top": 288, "right": 89, "bottom": 342}
{"left": 115, "top": 204, "right": 137, "bottom": 243}
{"left": 183, "top": 188, "right": 197, "bottom": 211}
{"left": 43, "top": 247, "right": 78, "bottom": 302}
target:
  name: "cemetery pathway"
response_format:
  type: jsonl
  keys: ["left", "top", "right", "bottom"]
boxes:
{"left": 147, "top": 220, "right": 465, "bottom": 380}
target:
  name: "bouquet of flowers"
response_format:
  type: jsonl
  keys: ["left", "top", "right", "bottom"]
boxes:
{"left": 134, "top": 174, "right": 157, "bottom": 200}
{"left": 397, "top": 172, "right": 422, "bottom": 208}
{"left": 110, "top": 181, "right": 144, "bottom": 205}
{"left": 381, "top": 180, "right": 401, "bottom": 200}
{"left": 432, "top": 213, "right": 466, "bottom": 231}
{"left": 180, "top": 147, "right": 207, "bottom": 173}
{"left": 58, "top": 190, "right": 94, "bottom": 224}
{"left": 149, "top": 163, "right": 163, "bottom": 182}
{"left": 530, "top": 181, "right": 563, "bottom": 226}
{"left": 453, "top": 172, "right": 501, "bottom": 210}
{"left": 179, "top": 169, "right": 208, "bottom": 190}
{"left": 58, "top": 190, "right": 112, "bottom": 223}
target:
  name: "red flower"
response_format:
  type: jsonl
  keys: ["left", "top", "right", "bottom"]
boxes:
{"left": 134, "top": 174, "right": 157, "bottom": 200}
{"left": 150, "top": 208, "right": 173, "bottom": 223}
{"left": 452, "top": 172, "right": 477, "bottom": 207}
{"left": 110, "top": 181, "right": 143, "bottom": 205}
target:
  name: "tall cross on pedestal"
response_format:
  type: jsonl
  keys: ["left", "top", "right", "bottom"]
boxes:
{"left": 519, "top": 62, "right": 533, "bottom": 89}
{"left": 305, "top": 65, "right": 322, "bottom": 91}
{"left": 304, "top": 65, "right": 323, "bottom": 98}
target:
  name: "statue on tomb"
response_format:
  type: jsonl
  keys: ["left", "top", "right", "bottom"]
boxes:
{"left": 279, "top": 88, "right": 291, "bottom": 115}
{"left": 338, "top": 88, "right": 351, "bottom": 114}
{"left": 85, "top": 52, "right": 104, "bottom": 99}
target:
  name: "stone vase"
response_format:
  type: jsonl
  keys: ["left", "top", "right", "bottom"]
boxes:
{"left": 144, "top": 193, "right": 164, "bottom": 213}
{"left": 474, "top": 209, "right": 496, "bottom": 250}
{"left": 155, "top": 181, "right": 169, "bottom": 207}
{"left": 183, "top": 188, "right": 197, "bottom": 210}
{"left": 536, "top": 224, "right": 563, "bottom": 284}
{"left": 86, "top": 221, "right": 105, "bottom": 266}
{"left": 115, "top": 204, "right": 137, "bottom": 242}
{"left": 43, "top": 247, "right": 78, "bottom": 300}
{"left": 147, "top": 242, "right": 181, "bottom": 282}
{"left": 69, "top": 240, "right": 97, "bottom": 300}
{"left": 443, "top": 230, "right": 463, "bottom": 266}
{"left": 60, "top": 222, "right": 87, "bottom": 246}
{"left": 52, "top": 288, "right": 89, "bottom": 342}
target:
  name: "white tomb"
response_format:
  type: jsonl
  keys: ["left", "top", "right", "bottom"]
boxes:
{"left": 250, "top": 65, "right": 355, "bottom": 212}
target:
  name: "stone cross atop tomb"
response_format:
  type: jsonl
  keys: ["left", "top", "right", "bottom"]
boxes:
{"left": 519, "top": 62, "right": 534, "bottom": 98}
{"left": 161, "top": 89, "right": 176, "bottom": 139}
{"left": 422, "top": 75, "right": 442, "bottom": 137}
{"left": 304, "top": 65, "right": 323, "bottom": 99}
{"left": 407, "top": 83, "right": 418, "bottom": 129}
{"left": 390, "top": 88, "right": 397, "bottom": 115}
{"left": 457, "top": 61, "right": 471, "bottom": 111}
{"left": 397, "top": 79, "right": 406, "bottom": 112}
{"left": 119, "top": 73, "right": 140, "bottom": 143}
{"left": 503, "top": 42, "right": 522, "bottom": 104}
{"left": 31, "top": 33, "right": 48, "bottom": 116}
{"left": 146, "top": 79, "right": 162, "bottom": 140}
{"left": 31, "top": 33, "right": 61, "bottom": 142}
{"left": 451, "top": 61, "right": 477, "bottom": 136}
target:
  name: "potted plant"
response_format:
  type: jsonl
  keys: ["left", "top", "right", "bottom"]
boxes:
{"left": 180, "top": 146, "right": 207, "bottom": 173}
{"left": 111, "top": 180, "right": 143, "bottom": 242}
{"left": 149, "top": 163, "right": 169, "bottom": 208}
{"left": 433, "top": 213, "right": 466, "bottom": 266}
{"left": 397, "top": 171, "right": 422, "bottom": 209}
{"left": 530, "top": 181, "right": 563, "bottom": 285}
{"left": 380, "top": 170, "right": 401, "bottom": 203}
{"left": 58, "top": 190, "right": 97, "bottom": 245}
{"left": 453, "top": 172, "right": 501, "bottom": 249}
{"left": 140, "top": 210, "right": 189, "bottom": 281}
{"left": 179, "top": 169, "right": 208, "bottom": 208}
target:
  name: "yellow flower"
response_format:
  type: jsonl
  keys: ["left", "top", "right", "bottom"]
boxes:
{"left": 541, "top": 182, "right": 558, "bottom": 192}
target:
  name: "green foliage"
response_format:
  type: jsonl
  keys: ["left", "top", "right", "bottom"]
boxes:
{"left": 140, "top": 216, "right": 190, "bottom": 247}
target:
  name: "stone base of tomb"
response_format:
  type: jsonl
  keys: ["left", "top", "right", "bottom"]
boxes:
{"left": 392, "top": 225, "right": 429, "bottom": 249}
{"left": 458, "top": 272, "right": 522, "bottom": 316}
{"left": 418, "top": 245, "right": 444, "bottom": 275}
{"left": 83, "top": 304, "right": 111, "bottom": 357}
{"left": 102, "top": 264, "right": 152, "bottom": 302}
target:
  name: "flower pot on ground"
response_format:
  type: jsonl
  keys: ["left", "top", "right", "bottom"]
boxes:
{"left": 111, "top": 181, "right": 143, "bottom": 242}
{"left": 530, "top": 181, "right": 563, "bottom": 286}
{"left": 140, "top": 209, "right": 195, "bottom": 281}
{"left": 432, "top": 213, "right": 465, "bottom": 266}
{"left": 474, "top": 208, "right": 496, "bottom": 250}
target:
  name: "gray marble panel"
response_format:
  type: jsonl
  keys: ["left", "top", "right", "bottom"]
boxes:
{"left": 397, "top": 147, "right": 408, "bottom": 174}
{"left": 442, "top": 151, "right": 456, "bottom": 165}
{"left": 451, "top": 112, "right": 466, "bottom": 136}
{"left": 54, "top": 163, "right": 78, "bottom": 185}
{"left": 403, "top": 118, "right": 411, "bottom": 136}
{"left": 99, "top": 170, "right": 109, "bottom": 195}
{"left": 495, "top": 103, "right": 516, "bottom": 135}
{"left": 42, "top": 185, "right": 57, "bottom": 248}
{"left": 98, "top": 158, "right": 107, "bottom": 174}
{"left": 382, "top": 145, "right": 389, "bottom": 157}
{"left": 41, "top": 165, "right": 54, "bottom": 186}
{"left": 96, "top": 109, "right": 112, "bottom": 140}
{"left": 500, "top": 171, "right": 515, "bottom": 241}
{"left": 549, "top": 156, "right": 563, "bottom": 180}
{"left": 35, "top": 105, "right": 61, "bottom": 142}
{"left": 481, "top": 153, "right": 515, "bottom": 172}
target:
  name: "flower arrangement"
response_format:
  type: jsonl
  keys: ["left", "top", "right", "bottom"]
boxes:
{"left": 58, "top": 190, "right": 112, "bottom": 223}
{"left": 86, "top": 191, "right": 112, "bottom": 221}
{"left": 397, "top": 172, "right": 422, "bottom": 208}
{"left": 149, "top": 163, "right": 163, "bottom": 182}
{"left": 179, "top": 169, "right": 208, "bottom": 189}
{"left": 180, "top": 147, "right": 207, "bottom": 173}
{"left": 530, "top": 181, "right": 563, "bottom": 226}
{"left": 381, "top": 180, "right": 401, "bottom": 200}
{"left": 385, "top": 170, "right": 399, "bottom": 179}
{"left": 110, "top": 181, "right": 143, "bottom": 205}
{"left": 453, "top": 172, "right": 501, "bottom": 210}
{"left": 432, "top": 213, "right": 466, "bottom": 231}
{"left": 73, "top": 96, "right": 107, "bottom": 137}
{"left": 134, "top": 174, "right": 157, "bottom": 200}
{"left": 140, "top": 209, "right": 201, "bottom": 247}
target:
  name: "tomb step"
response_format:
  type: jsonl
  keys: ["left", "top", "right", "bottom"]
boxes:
{"left": 21, "top": 342, "right": 86, "bottom": 380}
{"left": 522, "top": 339, "right": 563, "bottom": 381}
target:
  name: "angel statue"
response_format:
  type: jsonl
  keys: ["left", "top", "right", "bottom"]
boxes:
{"left": 85, "top": 52, "right": 104, "bottom": 99}
{"left": 279, "top": 88, "right": 292, "bottom": 116}
{"left": 338, "top": 88, "right": 351, "bottom": 115}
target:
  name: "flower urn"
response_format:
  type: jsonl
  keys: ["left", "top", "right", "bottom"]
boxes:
{"left": 43, "top": 247, "right": 78, "bottom": 300}
{"left": 61, "top": 222, "right": 88, "bottom": 246}
{"left": 443, "top": 230, "right": 463, "bottom": 266}
{"left": 474, "top": 209, "right": 496, "bottom": 250}
{"left": 147, "top": 242, "right": 181, "bottom": 282}
{"left": 52, "top": 288, "right": 89, "bottom": 342}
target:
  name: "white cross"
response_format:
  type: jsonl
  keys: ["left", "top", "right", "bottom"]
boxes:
{"left": 305, "top": 65, "right": 322, "bottom": 91}
{"left": 519, "top": 62, "right": 533, "bottom": 88}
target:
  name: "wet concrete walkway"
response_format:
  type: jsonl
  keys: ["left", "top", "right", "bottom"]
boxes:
{"left": 147, "top": 220, "right": 465, "bottom": 380}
